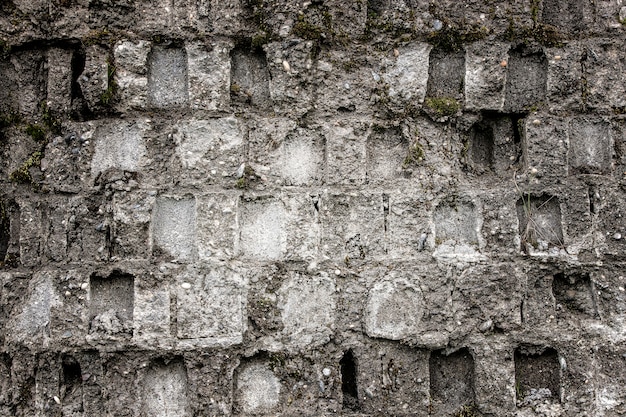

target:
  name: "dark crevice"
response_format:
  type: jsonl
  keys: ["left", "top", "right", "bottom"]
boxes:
{"left": 340, "top": 350, "right": 359, "bottom": 411}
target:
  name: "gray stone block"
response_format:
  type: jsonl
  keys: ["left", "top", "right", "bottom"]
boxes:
{"left": 151, "top": 195, "right": 197, "bottom": 262}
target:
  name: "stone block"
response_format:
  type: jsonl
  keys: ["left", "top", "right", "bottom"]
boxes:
{"left": 465, "top": 41, "right": 509, "bottom": 111}
{"left": 384, "top": 43, "right": 431, "bottom": 107}
{"left": 91, "top": 120, "right": 148, "bottom": 177}
{"left": 77, "top": 45, "right": 109, "bottom": 111}
{"left": 196, "top": 193, "right": 238, "bottom": 260}
{"left": 133, "top": 273, "right": 171, "bottom": 348}
{"left": 46, "top": 48, "right": 74, "bottom": 115}
{"left": 568, "top": 117, "right": 612, "bottom": 174}
{"left": 248, "top": 119, "right": 325, "bottom": 186}
{"left": 67, "top": 194, "right": 110, "bottom": 263}
{"left": 114, "top": 40, "right": 151, "bottom": 110}
{"left": 282, "top": 193, "right": 320, "bottom": 261}
{"left": 235, "top": 362, "right": 281, "bottom": 415}
{"left": 112, "top": 191, "right": 154, "bottom": 260}
{"left": 148, "top": 46, "right": 188, "bottom": 108}
{"left": 320, "top": 192, "right": 385, "bottom": 261}
{"left": 364, "top": 275, "right": 424, "bottom": 340}
{"left": 186, "top": 41, "right": 231, "bottom": 111}
{"left": 325, "top": 121, "right": 368, "bottom": 185}
{"left": 8, "top": 50, "right": 47, "bottom": 117}
{"left": 432, "top": 196, "right": 485, "bottom": 260}
{"left": 466, "top": 113, "right": 522, "bottom": 175}
{"left": 173, "top": 117, "right": 244, "bottom": 183}
{"left": 151, "top": 195, "right": 197, "bottom": 262}
{"left": 141, "top": 360, "right": 190, "bottom": 417}
{"left": 473, "top": 345, "right": 516, "bottom": 415}
{"left": 385, "top": 191, "right": 431, "bottom": 258}
{"left": 18, "top": 199, "right": 43, "bottom": 267}
{"left": 278, "top": 271, "right": 335, "bottom": 349}
{"left": 516, "top": 194, "right": 564, "bottom": 252}
{"left": 49, "top": 269, "right": 89, "bottom": 346}
{"left": 546, "top": 43, "right": 583, "bottom": 111}
{"left": 522, "top": 116, "right": 568, "bottom": 178}
{"left": 238, "top": 196, "right": 286, "bottom": 260}
{"left": 5, "top": 271, "right": 60, "bottom": 346}
{"left": 541, "top": 0, "right": 587, "bottom": 33}
{"left": 175, "top": 264, "right": 246, "bottom": 348}
{"left": 366, "top": 126, "right": 409, "bottom": 183}
{"left": 584, "top": 40, "right": 626, "bottom": 110}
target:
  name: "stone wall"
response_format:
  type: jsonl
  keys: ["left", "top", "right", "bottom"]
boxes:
{"left": 1, "top": 0, "right": 626, "bottom": 415}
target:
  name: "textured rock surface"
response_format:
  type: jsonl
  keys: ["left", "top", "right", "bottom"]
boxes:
{"left": 2, "top": 0, "right": 626, "bottom": 416}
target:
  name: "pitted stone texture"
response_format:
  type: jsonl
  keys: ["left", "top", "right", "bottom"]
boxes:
{"left": 384, "top": 43, "right": 431, "bottom": 108}
{"left": 196, "top": 194, "right": 238, "bottom": 260}
{"left": 230, "top": 47, "right": 271, "bottom": 109}
{"left": 366, "top": 126, "right": 408, "bottom": 183}
{"left": 175, "top": 264, "right": 246, "bottom": 348}
{"left": 133, "top": 273, "right": 171, "bottom": 348}
{"left": 151, "top": 195, "right": 197, "bottom": 262}
{"left": 364, "top": 276, "right": 423, "bottom": 340}
{"left": 235, "top": 362, "right": 281, "bottom": 415}
{"left": 142, "top": 360, "right": 190, "bottom": 417}
{"left": 465, "top": 41, "right": 509, "bottom": 111}
{"left": 325, "top": 121, "right": 368, "bottom": 185}
{"left": 173, "top": 117, "right": 244, "bottom": 182}
{"left": 238, "top": 197, "right": 286, "bottom": 260}
{"left": 546, "top": 43, "right": 583, "bottom": 111}
{"left": 114, "top": 40, "right": 151, "bottom": 110}
{"left": 278, "top": 272, "right": 335, "bottom": 349}
{"left": 148, "top": 46, "right": 188, "bottom": 108}
{"left": 46, "top": 48, "right": 74, "bottom": 114}
{"left": 584, "top": 40, "right": 626, "bottom": 110}
{"left": 522, "top": 116, "right": 569, "bottom": 179}
{"left": 5, "top": 272, "right": 60, "bottom": 345}
{"left": 112, "top": 191, "right": 155, "bottom": 260}
{"left": 504, "top": 45, "right": 547, "bottom": 113}
{"left": 432, "top": 197, "right": 484, "bottom": 260}
{"left": 321, "top": 192, "right": 384, "bottom": 261}
{"left": 88, "top": 271, "right": 134, "bottom": 341}
{"left": 91, "top": 120, "right": 148, "bottom": 176}
{"left": 186, "top": 41, "right": 231, "bottom": 111}
{"left": 568, "top": 117, "right": 612, "bottom": 174}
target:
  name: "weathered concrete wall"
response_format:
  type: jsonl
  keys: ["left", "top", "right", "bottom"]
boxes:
{"left": 1, "top": 0, "right": 626, "bottom": 416}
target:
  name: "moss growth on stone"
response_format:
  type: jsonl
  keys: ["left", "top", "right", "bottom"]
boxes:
{"left": 403, "top": 139, "right": 425, "bottom": 168}
{"left": 427, "top": 24, "right": 489, "bottom": 52}
{"left": 99, "top": 59, "right": 118, "bottom": 106}
{"left": 24, "top": 124, "right": 45, "bottom": 142}
{"left": 9, "top": 151, "right": 43, "bottom": 184}
{"left": 292, "top": 15, "right": 325, "bottom": 41}
{"left": 425, "top": 97, "right": 461, "bottom": 117}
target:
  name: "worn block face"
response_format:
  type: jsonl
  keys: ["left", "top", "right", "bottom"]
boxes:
{"left": 114, "top": 40, "right": 151, "bottom": 110}
{"left": 151, "top": 195, "right": 197, "bottom": 262}
{"left": 516, "top": 195, "right": 563, "bottom": 251}
{"left": 384, "top": 43, "right": 431, "bottom": 106}
{"left": 239, "top": 197, "right": 286, "bottom": 260}
{"left": 467, "top": 113, "right": 522, "bottom": 175}
{"left": 235, "top": 362, "right": 281, "bottom": 415}
{"left": 522, "top": 116, "right": 569, "bottom": 178}
{"left": 429, "top": 349, "right": 476, "bottom": 415}
{"left": 148, "top": 46, "right": 188, "bottom": 108}
{"left": 175, "top": 265, "right": 246, "bottom": 347}
{"left": 91, "top": 120, "right": 147, "bottom": 176}
{"left": 325, "top": 122, "right": 368, "bottom": 185}
{"left": 142, "top": 360, "right": 190, "bottom": 417}
{"left": 433, "top": 198, "right": 479, "bottom": 246}
{"left": 515, "top": 347, "right": 561, "bottom": 404}
{"left": 542, "top": 0, "right": 584, "bottom": 32}
{"left": 464, "top": 41, "right": 509, "bottom": 111}
{"left": 186, "top": 42, "right": 231, "bottom": 111}
{"left": 278, "top": 272, "right": 335, "bottom": 349}
{"left": 89, "top": 272, "right": 134, "bottom": 338}
{"left": 568, "top": 118, "right": 612, "bottom": 174}
{"left": 366, "top": 127, "right": 408, "bottom": 183}
{"left": 553, "top": 272, "right": 596, "bottom": 318}
{"left": 278, "top": 129, "right": 325, "bottom": 186}
{"left": 504, "top": 46, "right": 547, "bottom": 113}
{"left": 364, "top": 277, "right": 423, "bottom": 340}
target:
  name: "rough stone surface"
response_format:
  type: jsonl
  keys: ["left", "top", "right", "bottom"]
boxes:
{"left": 2, "top": 1, "right": 626, "bottom": 416}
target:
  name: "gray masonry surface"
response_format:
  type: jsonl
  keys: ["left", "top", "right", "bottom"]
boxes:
{"left": 2, "top": 0, "right": 626, "bottom": 416}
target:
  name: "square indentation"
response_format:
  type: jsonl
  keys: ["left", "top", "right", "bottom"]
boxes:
{"left": 568, "top": 118, "right": 612, "bottom": 174}
{"left": 515, "top": 347, "right": 561, "bottom": 404}
{"left": 504, "top": 45, "right": 547, "bottom": 113}
{"left": 433, "top": 198, "right": 479, "bottom": 246}
{"left": 429, "top": 348, "right": 476, "bottom": 415}
{"left": 148, "top": 46, "right": 188, "bottom": 108}
{"left": 230, "top": 46, "right": 271, "bottom": 109}
{"left": 89, "top": 271, "right": 134, "bottom": 336}
{"left": 553, "top": 272, "right": 597, "bottom": 317}
{"left": 152, "top": 195, "right": 197, "bottom": 261}
{"left": 542, "top": 0, "right": 584, "bottom": 32}
{"left": 426, "top": 48, "right": 465, "bottom": 100}
{"left": 516, "top": 194, "right": 563, "bottom": 250}
{"left": 142, "top": 359, "right": 190, "bottom": 417}
{"left": 467, "top": 113, "right": 523, "bottom": 175}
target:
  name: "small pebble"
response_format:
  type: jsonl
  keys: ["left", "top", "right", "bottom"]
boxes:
{"left": 334, "top": 269, "right": 341, "bottom": 275}
{"left": 433, "top": 19, "right": 443, "bottom": 30}
{"left": 532, "top": 119, "right": 541, "bottom": 125}
{"left": 65, "top": 291, "right": 71, "bottom": 297}
{"left": 181, "top": 282, "right": 192, "bottom": 289}
{"left": 80, "top": 282, "right": 88, "bottom": 290}
{"left": 614, "top": 232, "right": 622, "bottom": 240}
{"left": 282, "top": 60, "right": 291, "bottom": 72}
{"left": 322, "top": 367, "right": 331, "bottom": 377}
{"left": 554, "top": 55, "right": 561, "bottom": 60}
{"left": 500, "top": 60, "right": 507, "bottom": 67}
{"left": 53, "top": 396, "right": 61, "bottom": 405}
